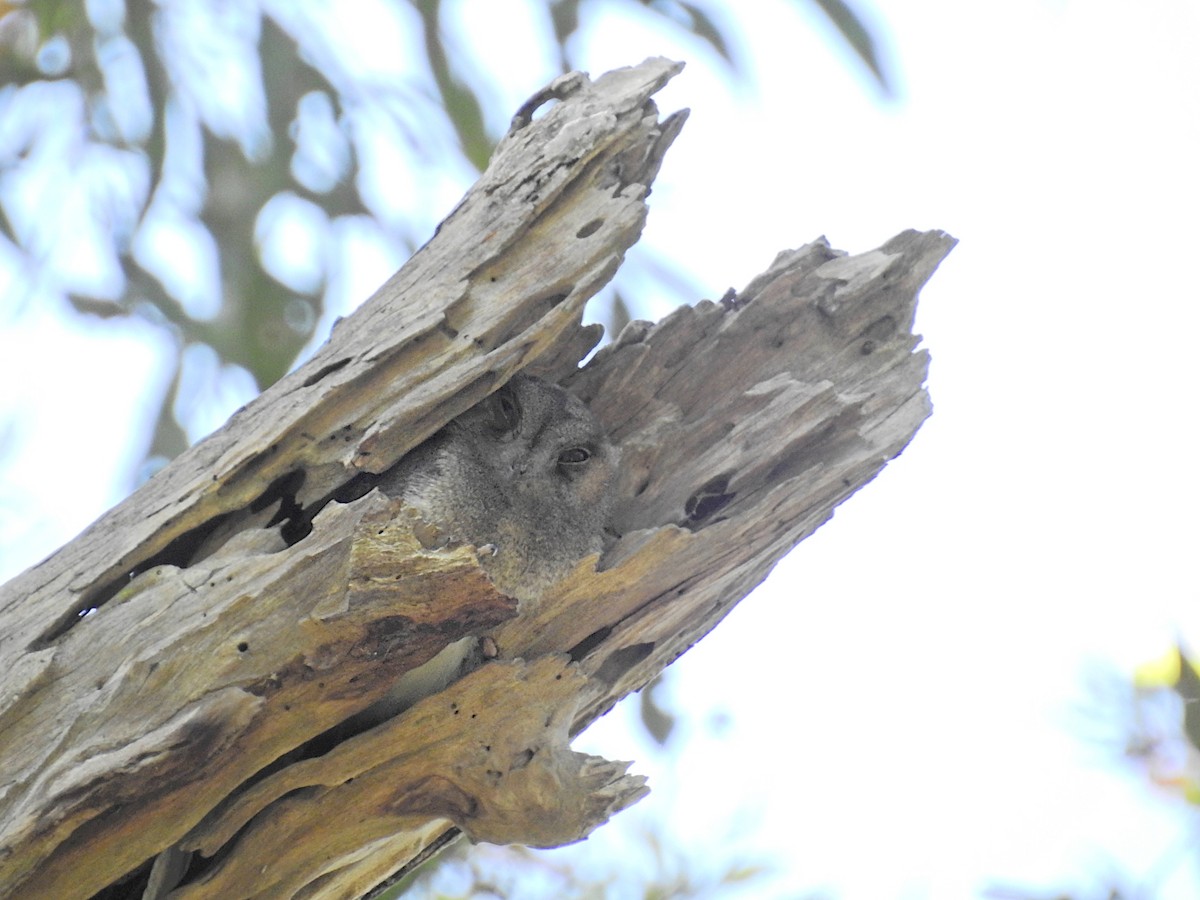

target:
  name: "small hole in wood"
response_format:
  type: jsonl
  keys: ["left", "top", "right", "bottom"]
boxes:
{"left": 576, "top": 218, "right": 604, "bottom": 238}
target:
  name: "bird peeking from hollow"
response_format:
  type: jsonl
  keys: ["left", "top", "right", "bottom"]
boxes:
{"left": 377, "top": 372, "right": 619, "bottom": 599}
{"left": 360, "top": 374, "right": 619, "bottom": 720}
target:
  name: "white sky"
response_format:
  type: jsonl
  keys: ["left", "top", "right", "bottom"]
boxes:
{"left": 2, "top": 1, "right": 1199, "bottom": 898}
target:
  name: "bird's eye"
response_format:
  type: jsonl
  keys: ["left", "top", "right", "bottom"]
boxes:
{"left": 488, "top": 391, "right": 520, "bottom": 433}
{"left": 558, "top": 447, "right": 590, "bottom": 465}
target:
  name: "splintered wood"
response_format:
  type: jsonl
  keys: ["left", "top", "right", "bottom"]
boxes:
{"left": 0, "top": 56, "right": 953, "bottom": 899}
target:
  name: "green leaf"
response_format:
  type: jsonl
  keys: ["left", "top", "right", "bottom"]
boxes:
{"left": 413, "top": 0, "right": 493, "bottom": 172}
{"left": 638, "top": 674, "right": 676, "bottom": 745}
{"left": 808, "top": 0, "right": 892, "bottom": 95}
{"left": 674, "top": 1, "right": 735, "bottom": 69}
{"left": 547, "top": 0, "right": 580, "bottom": 73}
{"left": 639, "top": 0, "right": 737, "bottom": 73}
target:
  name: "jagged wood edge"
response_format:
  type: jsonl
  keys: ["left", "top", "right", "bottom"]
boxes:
{"left": 0, "top": 57, "right": 685, "bottom": 899}
{"left": 179, "top": 229, "right": 955, "bottom": 898}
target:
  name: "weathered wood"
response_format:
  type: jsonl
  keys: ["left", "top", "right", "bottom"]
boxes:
{"left": 174, "top": 656, "right": 645, "bottom": 899}
{"left": 0, "top": 55, "right": 954, "bottom": 899}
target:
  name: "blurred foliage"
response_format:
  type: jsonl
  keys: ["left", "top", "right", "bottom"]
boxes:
{"left": 638, "top": 673, "right": 677, "bottom": 745}
{"left": 0, "top": 0, "right": 888, "bottom": 474}
{"left": 985, "top": 881, "right": 1138, "bottom": 900}
{"left": 1035, "top": 645, "right": 1200, "bottom": 900}
{"left": 375, "top": 825, "right": 776, "bottom": 900}
{"left": 1128, "top": 645, "right": 1200, "bottom": 806}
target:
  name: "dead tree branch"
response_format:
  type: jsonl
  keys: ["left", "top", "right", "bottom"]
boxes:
{"left": 0, "top": 57, "right": 953, "bottom": 898}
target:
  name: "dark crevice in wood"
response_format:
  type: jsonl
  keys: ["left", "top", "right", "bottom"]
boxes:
{"left": 683, "top": 473, "right": 736, "bottom": 527}
{"left": 568, "top": 625, "right": 613, "bottom": 662}
{"left": 594, "top": 642, "right": 654, "bottom": 685}
{"left": 30, "top": 469, "right": 309, "bottom": 650}
{"left": 300, "top": 357, "right": 352, "bottom": 388}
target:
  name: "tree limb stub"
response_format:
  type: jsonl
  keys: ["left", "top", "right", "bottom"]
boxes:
{"left": 0, "top": 56, "right": 954, "bottom": 899}
{"left": 175, "top": 657, "right": 648, "bottom": 900}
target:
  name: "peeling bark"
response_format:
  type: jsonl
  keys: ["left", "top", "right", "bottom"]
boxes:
{"left": 0, "top": 57, "right": 954, "bottom": 899}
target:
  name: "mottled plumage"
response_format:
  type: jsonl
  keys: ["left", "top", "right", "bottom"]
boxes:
{"left": 360, "top": 375, "right": 618, "bottom": 720}
{"left": 378, "top": 373, "right": 618, "bottom": 598}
